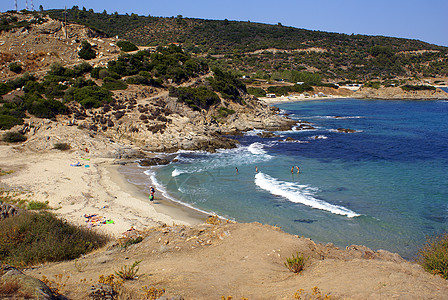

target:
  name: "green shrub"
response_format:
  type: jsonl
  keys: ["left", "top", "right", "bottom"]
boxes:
{"left": 0, "top": 82, "right": 12, "bottom": 95}
{"left": 247, "top": 87, "right": 266, "bottom": 97}
{"left": 0, "top": 114, "right": 23, "bottom": 130}
{"left": 78, "top": 40, "right": 96, "bottom": 60}
{"left": 53, "top": 142, "right": 71, "bottom": 150}
{"left": 2, "top": 131, "right": 27, "bottom": 143}
{"left": 365, "top": 81, "right": 382, "bottom": 89}
{"left": 208, "top": 68, "right": 246, "bottom": 103}
{"left": 0, "top": 211, "right": 109, "bottom": 267}
{"left": 121, "top": 236, "right": 143, "bottom": 249}
{"left": 115, "top": 260, "right": 142, "bottom": 280}
{"left": 64, "top": 86, "right": 112, "bottom": 108}
{"left": 217, "top": 106, "right": 235, "bottom": 118}
{"left": 417, "top": 233, "right": 448, "bottom": 279}
{"left": 27, "top": 200, "right": 50, "bottom": 210}
{"left": 285, "top": 252, "right": 306, "bottom": 273}
{"left": 116, "top": 40, "right": 138, "bottom": 52}
{"left": 102, "top": 77, "right": 128, "bottom": 90}
{"left": 73, "top": 62, "right": 93, "bottom": 76}
{"left": 401, "top": 84, "right": 436, "bottom": 91}
{"left": 169, "top": 86, "right": 220, "bottom": 111}
{"left": 8, "top": 62, "right": 22, "bottom": 73}
{"left": 24, "top": 94, "right": 68, "bottom": 118}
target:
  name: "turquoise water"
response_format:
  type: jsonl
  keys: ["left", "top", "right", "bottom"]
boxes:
{"left": 123, "top": 98, "right": 448, "bottom": 258}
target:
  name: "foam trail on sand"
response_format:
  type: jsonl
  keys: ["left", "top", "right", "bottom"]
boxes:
{"left": 144, "top": 169, "right": 217, "bottom": 217}
{"left": 255, "top": 172, "right": 360, "bottom": 218}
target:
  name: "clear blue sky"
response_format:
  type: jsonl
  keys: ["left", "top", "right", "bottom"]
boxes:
{"left": 3, "top": 0, "right": 447, "bottom": 47}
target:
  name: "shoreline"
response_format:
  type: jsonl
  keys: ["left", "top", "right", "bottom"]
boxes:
{"left": 0, "top": 145, "right": 205, "bottom": 238}
{"left": 112, "top": 162, "right": 208, "bottom": 225}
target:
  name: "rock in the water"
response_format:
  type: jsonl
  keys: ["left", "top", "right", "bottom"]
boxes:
{"left": 337, "top": 128, "right": 357, "bottom": 133}
{"left": 139, "top": 157, "right": 171, "bottom": 166}
{"left": 257, "top": 131, "right": 278, "bottom": 138}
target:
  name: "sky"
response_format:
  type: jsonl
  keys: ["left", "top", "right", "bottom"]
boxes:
{"left": 2, "top": 0, "right": 447, "bottom": 47}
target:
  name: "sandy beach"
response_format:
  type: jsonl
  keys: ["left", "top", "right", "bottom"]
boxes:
{"left": 0, "top": 143, "right": 204, "bottom": 238}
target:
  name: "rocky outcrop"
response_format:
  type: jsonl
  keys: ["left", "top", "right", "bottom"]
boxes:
{"left": 0, "top": 203, "right": 20, "bottom": 220}
{"left": 139, "top": 157, "right": 171, "bottom": 166}
{"left": 336, "top": 128, "right": 357, "bottom": 133}
{"left": 0, "top": 264, "right": 56, "bottom": 299}
{"left": 354, "top": 86, "right": 448, "bottom": 100}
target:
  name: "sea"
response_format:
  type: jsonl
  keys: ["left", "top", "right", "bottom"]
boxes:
{"left": 119, "top": 96, "right": 448, "bottom": 259}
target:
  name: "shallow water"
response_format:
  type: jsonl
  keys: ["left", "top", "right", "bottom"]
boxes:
{"left": 121, "top": 98, "right": 448, "bottom": 258}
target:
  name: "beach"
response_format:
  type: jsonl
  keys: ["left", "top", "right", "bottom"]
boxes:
{"left": 0, "top": 143, "right": 204, "bottom": 238}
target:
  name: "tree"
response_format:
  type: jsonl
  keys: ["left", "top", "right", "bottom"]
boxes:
{"left": 78, "top": 41, "right": 97, "bottom": 60}
{"left": 39, "top": 5, "right": 44, "bottom": 12}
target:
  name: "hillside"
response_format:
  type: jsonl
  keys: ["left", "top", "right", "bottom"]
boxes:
{"left": 46, "top": 7, "right": 448, "bottom": 81}
{"left": 0, "top": 11, "right": 448, "bottom": 300}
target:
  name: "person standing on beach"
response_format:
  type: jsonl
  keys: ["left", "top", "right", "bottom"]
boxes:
{"left": 149, "top": 186, "right": 155, "bottom": 201}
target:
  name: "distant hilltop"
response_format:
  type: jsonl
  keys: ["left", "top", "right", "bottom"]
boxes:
{"left": 43, "top": 7, "right": 448, "bottom": 82}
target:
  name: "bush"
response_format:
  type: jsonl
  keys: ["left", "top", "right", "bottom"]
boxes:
{"left": 2, "top": 131, "right": 27, "bottom": 143}
{"left": 73, "top": 62, "right": 93, "bottom": 76}
{"left": 27, "top": 200, "right": 50, "bottom": 210}
{"left": 0, "top": 114, "right": 23, "bottom": 130}
{"left": 102, "top": 77, "right": 128, "bottom": 90}
{"left": 115, "top": 260, "right": 142, "bottom": 280}
{"left": 8, "top": 62, "right": 22, "bottom": 73}
{"left": 169, "top": 86, "right": 220, "bottom": 111}
{"left": 116, "top": 40, "right": 138, "bottom": 52}
{"left": 78, "top": 40, "right": 97, "bottom": 60}
{"left": 417, "top": 233, "right": 448, "bottom": 279}
{"left": 0, "top": 211, "right": 109, "bottom": 267}
{"left": 285, "top": 252, "right": 306, "bottom": 273}
{"left": 208, "top": 68, "right": 246, "bottom": 103}
{"left": 0, "top": 82, "right": 12, "bottom": 95}
{"left": 64, "top": 86, "right": 113, "bottom": 108}
{"left": 53, "top": 142, "right": 71, "bottom": 150}
{"left": 401, "top": 84, "right": 436, "bottom": 91}
{"left": 217, "top": 106, "right": 235, "bottom": 118}
{"left": 247, "top": 87, "right": 266, "bottom": 97}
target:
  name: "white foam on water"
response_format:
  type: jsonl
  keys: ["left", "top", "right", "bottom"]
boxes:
{"left": 169, "top": 143, "right": 272, "bottom": 177}
{"left": 254, "top": 172, "right": 360, "bottom": 218}
{"left": 172, "top": 168, "right": 181, "bottom": 177}
{"left": 143, "top": 169, "right": 218, "bottom": 217}
{"left": 244, "top": 129, "right": 265, "bottom": 136}
{"left": 309, "top": 135, "right": 328, "bottom": 140}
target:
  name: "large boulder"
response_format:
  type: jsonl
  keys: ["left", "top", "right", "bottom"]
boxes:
{"left": 0, "top": 265, "right": 56, "bottom": 299}
{"left": 0, "top": 203, "right": 20, "bottom": 220}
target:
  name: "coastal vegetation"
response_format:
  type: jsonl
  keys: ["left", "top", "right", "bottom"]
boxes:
{"left": 46, "top": 8, "right": 448, "bottom": 82}
{"left": 116, "top": 40, "right": 138, "bottom": 52}
{"left": 418, "top": 233, "right": 448, "bottom": 279}
{"left": 285, "top": 252, "right": 307, "bottom": 274}
{"left": 0, "top": 211, "right": 109, "bottom": 267}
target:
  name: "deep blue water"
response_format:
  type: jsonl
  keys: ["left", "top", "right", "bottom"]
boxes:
{"left": 122, "top": 98, "right": 448, "bottom": 258}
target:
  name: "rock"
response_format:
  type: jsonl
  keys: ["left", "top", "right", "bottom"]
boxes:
{"left": 139, "top": 157, "right": 171, "bottom": 166}
{"left": 297, "top": 124, "right": 316, "bottom": 130}
{"left": 89, "top": 283, "right": 116, "bottom": 300}
{"left": 0, "top": 203, "right": 20, "bottom": 220}
{"left": 0, "top": 264, "right": 56, "bottom": 299}
{"left": 336, "top": 128, "right": 357, "bottom": 133}
{"left": 257, "top": 131, "right": 278, "bottom": 138}
{"left": 156, "top": 295, "right": 184, "bottom": 300}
